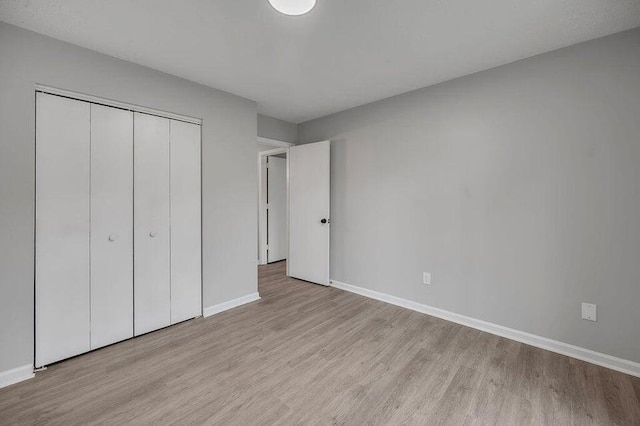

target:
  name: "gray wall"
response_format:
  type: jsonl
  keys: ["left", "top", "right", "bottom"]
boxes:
{"left": 0, "top": 22, "right": 258, "bottom": 373}
{"left": 299, "top": 28, "right": 640, "bottom": 363}
{"left": 258, "top": 114, "right": 298, "bottom": 144}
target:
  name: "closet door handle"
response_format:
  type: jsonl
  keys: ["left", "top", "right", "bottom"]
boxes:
{"left": 108, "top": 234, "right": 117, "bottom": 242}
{"left": 149, "top": 232, "right": 157, "bottom": 238}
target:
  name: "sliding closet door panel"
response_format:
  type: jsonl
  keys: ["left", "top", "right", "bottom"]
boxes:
{"left": 134, "top": 112, "right": 171, "bottom": 335}
{"left": 170, "top": 120, "right": 202, "bottom": 324}
{"left": 35, "top": 93, "right": 91, "bottom": 367}
{"left": 90, "top": 104, "right": 134, "bottom": 349}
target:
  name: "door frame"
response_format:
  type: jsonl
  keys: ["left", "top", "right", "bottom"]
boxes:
{"left": 35, "top": 84, "right": 202, "bottom": 125}
{"left": 257, "top": 139, "right": 293, "bottom": 265}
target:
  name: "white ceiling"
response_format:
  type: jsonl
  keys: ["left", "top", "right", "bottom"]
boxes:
{"left": 1, "top": 0, "right": 639, "bottom": 123}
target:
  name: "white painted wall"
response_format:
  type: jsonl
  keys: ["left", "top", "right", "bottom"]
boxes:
{"left": 258, "top": 114, "right": 298, "bottom": 144}
{"left": 298, "top": 28, "right": 640, "bottom": 364}
{"left": 0, "top": 22, "right": 257, "bottom": 374}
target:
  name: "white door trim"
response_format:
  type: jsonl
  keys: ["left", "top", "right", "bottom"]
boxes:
{"left": 35, "top": 84, "right": 202, "bottom": 125}
{"left": 257, "top": 136, "right": 294, "bottom": 148}
{"left": 257, "top": 147, "right": 289, "bottom": 265}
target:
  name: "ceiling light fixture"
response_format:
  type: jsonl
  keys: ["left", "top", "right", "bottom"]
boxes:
{"left": 268, "top": 0, "right": 316, "bottom": 16}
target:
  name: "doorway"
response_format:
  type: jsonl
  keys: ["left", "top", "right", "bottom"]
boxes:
{"left": 257, "top": 138, "right": 331, "bottom": 285}
{"left": 257, "top": 138, "right": 293, "bottom": 265}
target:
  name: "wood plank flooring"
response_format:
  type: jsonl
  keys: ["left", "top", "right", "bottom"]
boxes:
{"left": 1, "top": 261, "right": 639, "bottom": 425}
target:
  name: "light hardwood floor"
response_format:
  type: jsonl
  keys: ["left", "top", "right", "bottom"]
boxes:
{"left": 1, "top": 261, "right": 639, "bottom": 425}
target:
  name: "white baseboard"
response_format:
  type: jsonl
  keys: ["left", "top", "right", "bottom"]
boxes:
{"left": 0, "top": 364, "right": 34, "bottom": 389}
{"left": 331, "top": 280, "right": 640, "bottom": 378}
{"left": 203, "top": 292, "right": 261, "bottom": 318}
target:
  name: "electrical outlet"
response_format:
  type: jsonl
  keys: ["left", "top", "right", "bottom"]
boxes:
{"left": 581, "top": 303, "right": 597, "bottom": 322}
{"left": 423, "top": 272, "right": 431, "bottom": 285}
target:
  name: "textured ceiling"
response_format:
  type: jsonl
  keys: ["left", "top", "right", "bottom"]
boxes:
{"left": 1, "top": 0, "right": 639, "bottom": 123}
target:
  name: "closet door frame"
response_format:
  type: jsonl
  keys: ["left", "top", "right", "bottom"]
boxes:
{"left": 35, "top": 85, "right": 202, "bottom": 125}
{"left": 34, "top": 86, "right": 203, "bottom": 367}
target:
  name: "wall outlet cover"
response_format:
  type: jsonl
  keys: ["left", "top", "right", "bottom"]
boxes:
{"left": 423, "top": 272, "right": 431, "bottom": 285}
{"left": 581, "top": 303, "right": 597, "bottom": 322}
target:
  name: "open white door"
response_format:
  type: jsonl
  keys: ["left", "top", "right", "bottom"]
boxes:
{"left": 288, "top": 140, "right": 330, "bottom": 285}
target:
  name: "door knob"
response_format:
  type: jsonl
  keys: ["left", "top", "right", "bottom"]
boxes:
{"left": 149, "top": 232, "right": 157, "bottom": 238}
{"left": 108, "top": 235, "right": 117, "bottom": 242}
{"left": 321, "top": 218, "right": 329, "bottom": 224}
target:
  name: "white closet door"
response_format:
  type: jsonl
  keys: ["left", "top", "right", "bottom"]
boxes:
{"left": 90, "top": 104, "right": 133, "bottom": 349}
{"left": 134, "top": 113, "right": 171, "bottom": 335}
{"left": 170, "top": 120, "right": 202, "bottom": 324}
{"left": 36, "top": 93, "right": 91, "bottom": 367}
